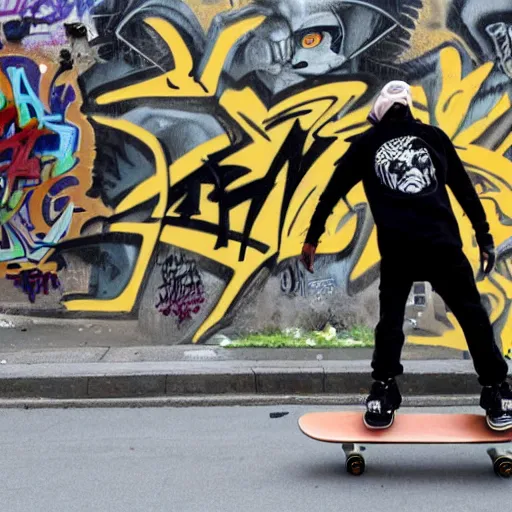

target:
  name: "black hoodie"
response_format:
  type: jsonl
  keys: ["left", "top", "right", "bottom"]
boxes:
{"left": 304, "top": 109, "right": 493, "bottom": 256}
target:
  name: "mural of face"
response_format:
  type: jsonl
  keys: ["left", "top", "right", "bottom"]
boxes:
{"left": 290, "top": 12, "right": 346, "bottom": 75}
{"left": 200, "top": 0, "right": 418, "bottom": 94}
{"left": 375, "top": 136, "right": 437, "bottom": 194}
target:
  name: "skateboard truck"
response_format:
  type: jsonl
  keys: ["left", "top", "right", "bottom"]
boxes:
{"left": 342, "top": 443, "right": 367, "bottom": 476}
{"left": 487, "top": 448, "right": 512, "bottom": 478}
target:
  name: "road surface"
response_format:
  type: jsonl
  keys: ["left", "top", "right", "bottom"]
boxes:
{"left": 0, "top": 405, "right": 509, "bottom": 511}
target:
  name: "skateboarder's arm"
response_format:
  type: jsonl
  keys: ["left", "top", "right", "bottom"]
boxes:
{"left": 439, "top": 128, "right": 493, "bottom": 248}
{"left": 304, "top": 144, "right": 362, "bottom": 246}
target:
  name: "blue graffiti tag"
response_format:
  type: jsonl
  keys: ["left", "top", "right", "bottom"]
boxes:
{"left": 6, "top": 65, "right": 79, "bottom": 176}
{"left": 0, "top": 1, "right": 101, "bottom": 24}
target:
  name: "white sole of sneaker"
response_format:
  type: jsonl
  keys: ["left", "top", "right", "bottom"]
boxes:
{"left": 486, "top": 416, "right": 512, "bottom": 432}
{"left": 363, "top": 411, "right": 396, "bottom": 430}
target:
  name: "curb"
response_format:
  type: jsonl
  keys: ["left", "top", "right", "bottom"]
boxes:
{"left": 0, "top": 394, "right": 482, "bottom": 409}
{"left": 0, "top": 360, "right": 503, "bottom": 400}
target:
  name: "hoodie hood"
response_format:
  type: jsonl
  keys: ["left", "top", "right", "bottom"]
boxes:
{"left": 368, "top": 81, "right": 413, "bottom": 124}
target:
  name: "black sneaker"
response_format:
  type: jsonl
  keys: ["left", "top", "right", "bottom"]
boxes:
{"left": 480, "top": 381, "right": 512, "bottom": 431}
{"left": 364, "top": 378, "right": 402, "bottom": 430}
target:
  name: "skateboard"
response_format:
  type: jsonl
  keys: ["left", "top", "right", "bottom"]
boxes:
{"left": 298, "top": 412, "right": 512, "bottom": 477}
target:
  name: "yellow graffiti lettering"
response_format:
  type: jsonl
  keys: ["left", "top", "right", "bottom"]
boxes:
{"left": 70, "top": 36, "right": 512, "bottom": 354}
{"left": 96, "top": 15, "right": 266, "bottom": 105}
{"left": 160, "top": 81, "right": 372, "bottom": 340}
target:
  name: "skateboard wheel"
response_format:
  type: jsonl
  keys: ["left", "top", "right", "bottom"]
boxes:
{"left": 346, "top": 454, "right": 365, "bottom": 476}
{"left": 493, "top": 457, "right": 512, "bottom": 479}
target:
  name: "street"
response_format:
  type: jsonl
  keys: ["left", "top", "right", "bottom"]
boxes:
{"left": 0, "top": 405, "right": 509, "bottom": 512}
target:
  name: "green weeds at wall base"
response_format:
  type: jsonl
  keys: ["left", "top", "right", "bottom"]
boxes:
{"left": 227, "top": 325, "right": 374, "bottom": 348}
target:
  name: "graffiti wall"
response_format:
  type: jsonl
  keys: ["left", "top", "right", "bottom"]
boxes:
{"left": 0, "top": 0, "right": 511, "bottom": 355}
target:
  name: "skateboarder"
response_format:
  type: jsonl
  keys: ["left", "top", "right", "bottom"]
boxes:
{"left": 301, "top": 81, "right": 512, "bottom": 431}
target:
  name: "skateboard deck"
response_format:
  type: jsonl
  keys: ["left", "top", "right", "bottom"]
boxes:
{"left": 298, "top": 412, "right": 512, "bottom": 444}
{"left": 299, "top": 412, "right": 512, "bottom": 477}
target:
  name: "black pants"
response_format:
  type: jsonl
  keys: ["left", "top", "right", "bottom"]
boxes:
{"left": 372, "top": 247, "right": 509, "bottom": 386}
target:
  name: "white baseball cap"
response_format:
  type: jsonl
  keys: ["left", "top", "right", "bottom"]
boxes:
{"left": 368, "top": 80, "right": 413, "bottom": 124}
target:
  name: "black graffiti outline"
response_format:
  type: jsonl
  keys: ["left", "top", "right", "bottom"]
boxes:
{"left": 165, "top": 99, "right": 339, "bottom": 262}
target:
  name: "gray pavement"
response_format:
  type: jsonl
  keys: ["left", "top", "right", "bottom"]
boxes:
{"left": 0, "top": 344, "right": 463, "bottom": 364}
{"left": 0, "top": 316, "right": 147, "bottom": 349}
{"left": 0, "top": 405, "right": 509, "bottom": 512}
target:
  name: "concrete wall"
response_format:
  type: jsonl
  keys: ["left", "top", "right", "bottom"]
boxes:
{"left": 0, "top": 1, "right": 511, "bottom": 354}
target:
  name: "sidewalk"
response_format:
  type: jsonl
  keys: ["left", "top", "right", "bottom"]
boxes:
{"left": 0, "top": 343, "right": 508, "bottom": 405}
{"left": 0, "top": 315, "right": 509, "bottom": 406}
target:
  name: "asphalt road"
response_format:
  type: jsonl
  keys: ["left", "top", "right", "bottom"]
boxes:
{"left": 0, "top": 405, "right": 510, "bottom": 512}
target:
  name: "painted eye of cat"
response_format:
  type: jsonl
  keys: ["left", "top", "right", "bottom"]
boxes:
{"left": 301, "top": 33, "right": 322, "bottom": 48}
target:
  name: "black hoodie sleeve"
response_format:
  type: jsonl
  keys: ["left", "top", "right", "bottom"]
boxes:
{"left": 304, "top": 142, "right": 362, "bottom": 246}
{"left": 436, "top": 128, "right": 494, "bottom": 248}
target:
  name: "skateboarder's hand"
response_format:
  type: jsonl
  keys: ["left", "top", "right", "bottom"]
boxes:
{"left": 480, "top": 245, "right": 496, "bottom": 275}
{"left": 300, "top": 243, "right": 316, "bottom": 273}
